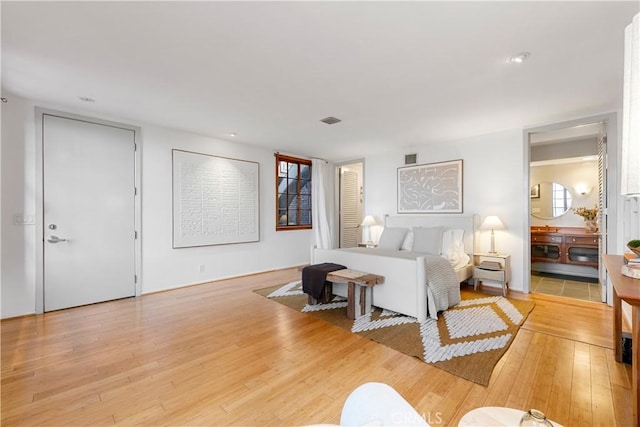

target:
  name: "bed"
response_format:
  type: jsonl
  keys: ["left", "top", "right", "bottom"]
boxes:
{"left": 311, "top": 214, "right": 479, "bottom": 321}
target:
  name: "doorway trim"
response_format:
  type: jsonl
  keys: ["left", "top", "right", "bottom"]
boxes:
{"left": 34, "top": 108, "right": 142, "bottom": 314}
{"left": 522, "top": 112, "right": 618, "bottom": 303}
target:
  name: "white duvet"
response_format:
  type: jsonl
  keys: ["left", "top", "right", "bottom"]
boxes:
{"left": 340, "top": 248, "right": 461, "bottom": 319}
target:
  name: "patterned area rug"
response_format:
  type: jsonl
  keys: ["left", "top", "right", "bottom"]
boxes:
{"left": 254, "top": 281, "right": 535, "bottom": 386}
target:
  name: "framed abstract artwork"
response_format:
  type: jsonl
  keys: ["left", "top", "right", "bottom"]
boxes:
{"left": 397, "top": 159, "right": 463, "bottom": 213}
{"left": 172, "top": 149, "right": 260, "bottom": 248}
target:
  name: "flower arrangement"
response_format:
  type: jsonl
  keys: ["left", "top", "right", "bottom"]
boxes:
{"left": 572, "top": 205, "right": 598, "bottom": 221}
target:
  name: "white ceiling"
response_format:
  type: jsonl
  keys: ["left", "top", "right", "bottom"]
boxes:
{"left": 2, "top": 1, "right": 638, "bottom": 162}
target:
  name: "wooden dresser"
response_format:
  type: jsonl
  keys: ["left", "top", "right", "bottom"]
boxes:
{"left": 531, "top": 226, "right": 600, "bottom": 268}
{"left": 602, "top": 255, "right": 640, "bottom": 425}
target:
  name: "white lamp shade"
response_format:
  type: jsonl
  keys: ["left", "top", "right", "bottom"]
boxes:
{"left": 361, "top": 215, "right": 377, "bottom": 227}
{"left": 480, "top": 215, "right": 505, "bottom": 231}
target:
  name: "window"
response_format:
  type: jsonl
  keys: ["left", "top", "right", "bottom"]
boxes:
{"left": 552, "top": 182, "right": 572, "bottom": 217}
{"left": 276, "top": 154, "right": 312, "bottom": 230}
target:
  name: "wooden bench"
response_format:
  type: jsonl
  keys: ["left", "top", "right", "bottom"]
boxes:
{"left": 325, "top": 269, "right": 384, "bottom": 320}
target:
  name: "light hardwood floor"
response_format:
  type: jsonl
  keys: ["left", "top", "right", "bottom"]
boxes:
{"left": 1, "top": 268, "right": 633, "bottom": 426}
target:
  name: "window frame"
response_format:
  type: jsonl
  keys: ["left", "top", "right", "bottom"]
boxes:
{"left": 275, "top": 153, "right": 312, "bottom": 231}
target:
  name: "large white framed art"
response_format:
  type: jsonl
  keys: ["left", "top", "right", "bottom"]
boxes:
{"left": 397, "top": 159, "right": 463, "bottom": 213}
{"left": 172, "top": 149, "right": 259, "bottom": 248}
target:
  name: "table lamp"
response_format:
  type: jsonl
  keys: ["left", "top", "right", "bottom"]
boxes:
{"left": 480, "top": 215, "right": 505, "bottom": 254}
{"left": 361, "top": 215, "right": 377, "bottom": 244}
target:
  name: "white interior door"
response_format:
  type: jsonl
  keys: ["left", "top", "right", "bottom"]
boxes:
{"left": 340, "top": 169, "right": 362, "bottom": 248}
{"left": 43, "top": 114, "right": 136, "bottom": 311}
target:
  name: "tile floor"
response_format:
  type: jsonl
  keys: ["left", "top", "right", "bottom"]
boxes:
{"left": 530, "top": 273, "right": 602, "bottom": 302}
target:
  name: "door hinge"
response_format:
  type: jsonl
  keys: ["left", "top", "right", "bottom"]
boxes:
{"left": 134, "top": 187, "right": 137, "bottom": 196}
{"left": 134, "top": 274, "right": 137, "bottom": 284}
{"left": 134, "top": 143, "right": 137, "bottom": 151}
{"left": 135, "top": 230, "right": 138, "bottom": 239}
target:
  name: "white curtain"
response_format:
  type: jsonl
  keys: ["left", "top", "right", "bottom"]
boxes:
{"left": 312, "top": 159, "right": 333, "bottom": 249}
{"left": 622, "top": 13, "right": 640, "bottom": 196}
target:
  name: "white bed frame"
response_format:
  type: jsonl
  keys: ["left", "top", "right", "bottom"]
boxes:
{"left": 311, "top": 214, "right": 479, "bottom": 322}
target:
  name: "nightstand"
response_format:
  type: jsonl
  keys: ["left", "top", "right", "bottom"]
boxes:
{"left": 357, "top": 242, "right": 377, "bottom": 248}
{"left": 473, "top": 253, "right": 511, "bottom": 296}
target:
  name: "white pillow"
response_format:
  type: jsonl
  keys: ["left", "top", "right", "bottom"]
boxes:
{"left": 441, "top": 229, "right": 453, "bottom": 256}
{"left": 411, "top": 226, "right": 443, "bottom": 255}
{"left": 378, "top": 227, "right": 409, "bottom": 250}
{"left": 441, "top": 228, "right": 470, "bottom": 269}
{"left": 441, "top": 228, "right": 464, "bottom": 256}
{"left": 400, "top": 230, "right": 414, "bottom": 251}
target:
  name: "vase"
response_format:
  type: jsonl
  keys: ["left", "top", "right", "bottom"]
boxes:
{"left": 584, "top": 220, "right": 598, "bottom": 233}
{"left": 519, "top": 409, "right": 553, "bottom": 427}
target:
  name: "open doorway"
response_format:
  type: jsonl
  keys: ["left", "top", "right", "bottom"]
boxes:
{"left": 528, "top": 122, "right": 607, "bottom": 303}
{"left": 337, "top": 161, "right": 364, "bottom": 248}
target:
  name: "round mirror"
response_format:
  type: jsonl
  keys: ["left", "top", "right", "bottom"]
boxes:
{"left": 530, "top": 182, "right": 573, "bottom": 219}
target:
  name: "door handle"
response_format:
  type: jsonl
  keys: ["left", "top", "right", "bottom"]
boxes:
{"left": 47, "top": 235, "right": 67, "bottom": 244}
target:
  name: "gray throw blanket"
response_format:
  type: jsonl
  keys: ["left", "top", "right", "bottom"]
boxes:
{"left": 424, "top": 254, "right": 461, "bottom": 319}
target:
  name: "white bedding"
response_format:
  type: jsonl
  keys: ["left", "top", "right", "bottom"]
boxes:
{"left": 343, "top": 246, "right": 471, "bottom": 277}
{"left": 313, "top": 247, "right": 465, "bottom": 320}
{"left": 455, "top": 262, "right": 473, "bottom": 283}
{"left": 312, "top": 214, "right": 479, "bottom": 321}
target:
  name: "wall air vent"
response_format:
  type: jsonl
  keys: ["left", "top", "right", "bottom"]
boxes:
{"left": 405, "top": 154, "right": 417, "bottom": 165}
{"left": 320, "top": 116, "right": 341, "bottom": 125}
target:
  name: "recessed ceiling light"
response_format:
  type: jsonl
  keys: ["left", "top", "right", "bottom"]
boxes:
{"left": 509, "top": 52, "right": 530, "bottom": 64}
{"left": 228, "top": 132, "right": 237, "bottom": 137}
{"left": 78, "top": 96, "right": 95, "bottom": 103}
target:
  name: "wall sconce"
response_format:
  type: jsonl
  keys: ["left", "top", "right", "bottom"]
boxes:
{"left": 574, "top": 183, "right": 592, "bottom": 196}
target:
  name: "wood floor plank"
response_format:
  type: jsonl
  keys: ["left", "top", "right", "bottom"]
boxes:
{"left": 504, "top": 332, "right": 547, "bottom": 410}
{"left": 590, "top": 345, "right": 617, "bottom": 427}
{"left": 524, "top": 334, "right": 560, "bottom": 415}
{"left": 546, "top": 337, "right": 575, "bottom": 425}
{"left": 570, "top": 341, "right": 594, "bottom": 425}
{"left": 482, "top": 328, "right": 533, "bottom": 407}
{"left": 1, "top": 267, "right": 632, "bottom": 426}
{"left": 435, "top": 377, "right": 475, "bottom": 426}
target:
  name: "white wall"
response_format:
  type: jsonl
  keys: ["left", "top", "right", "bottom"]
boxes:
{"left": 1, "top": 92, "right": 312, "bottom": 318}
{"left": 140, "top": 125, "right": 311, "bottom": 293}
{"left": 1, "top": 94, "right": 37, "bottom": 318}
{"left": 365, "top": 129, "right": 527, "bottom": 291}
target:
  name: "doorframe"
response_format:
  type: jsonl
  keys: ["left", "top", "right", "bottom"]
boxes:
{"left": 34, "top": 108, "right": 142, "bottom": 314}
{"left": 522, "top": 112, "right": 618, "bottom": 304}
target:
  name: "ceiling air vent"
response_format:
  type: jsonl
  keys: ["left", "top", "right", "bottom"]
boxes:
{"left": 320, "top": 116, "right": 341, "bottom": 125}
{"left": 405, "top": 154, "right": 417, "bottom": 165}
